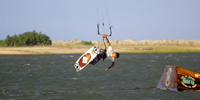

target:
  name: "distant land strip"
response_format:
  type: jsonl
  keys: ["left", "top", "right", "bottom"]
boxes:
{"left": 0, "top": 40, "right": 200, "bottom": 55}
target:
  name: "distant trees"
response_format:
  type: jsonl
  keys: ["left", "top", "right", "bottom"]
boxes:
{"left": 0, "top": 30, "right": 52, "bottom": 47}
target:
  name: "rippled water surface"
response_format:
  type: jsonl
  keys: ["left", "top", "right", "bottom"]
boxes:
{"left": 1, "top": 53, "right": 200, "bottom": 100}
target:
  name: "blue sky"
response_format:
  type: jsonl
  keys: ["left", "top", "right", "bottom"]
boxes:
{"left": 0, "top": 0, "right": 200, "bottom": 41}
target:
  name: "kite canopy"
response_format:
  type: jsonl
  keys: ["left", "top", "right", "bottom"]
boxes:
{"left": 157, "top": 66, "right": 200, "bottom": 91}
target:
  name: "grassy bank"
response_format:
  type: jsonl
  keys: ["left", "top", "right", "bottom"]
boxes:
{"left": 0, "top": 40, "right": 200, "bottom": 54}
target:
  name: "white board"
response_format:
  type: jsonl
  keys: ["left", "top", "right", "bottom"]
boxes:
{"left": 74, "top": 46, "right": 99, "bottom": 72}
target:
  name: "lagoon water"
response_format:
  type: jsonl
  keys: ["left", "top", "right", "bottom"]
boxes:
{"left": 0, "top": 53, "right": 200, "bottom": 100}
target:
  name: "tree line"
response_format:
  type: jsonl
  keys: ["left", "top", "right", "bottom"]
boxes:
{"left": 0, "top": 30, "right": 52, "bottom": 47}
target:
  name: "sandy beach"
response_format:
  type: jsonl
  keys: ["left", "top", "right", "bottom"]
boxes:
{"left": 0, "top": 47, "right": 130, "bottom": 55}
{"left": 0, "top": 47, "right": 90, "bottom": 55}
{"left": 0, "top": 40, "right": 200, "bottom": 55}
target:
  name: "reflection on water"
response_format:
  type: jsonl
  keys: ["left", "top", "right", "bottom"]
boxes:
{"left": 0, "top": 53, "right": 200, "bottom": 99}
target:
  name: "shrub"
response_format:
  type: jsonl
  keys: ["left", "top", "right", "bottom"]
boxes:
{"left": 81, "top": 41, "right": 93, "bottom": 46}
{"left": 2, "top": 30, "right": 52, "bottom": 47}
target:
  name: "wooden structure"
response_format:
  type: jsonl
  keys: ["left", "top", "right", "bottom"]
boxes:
{"left": 157, "top": 66, "right": 200, "bottom": 91}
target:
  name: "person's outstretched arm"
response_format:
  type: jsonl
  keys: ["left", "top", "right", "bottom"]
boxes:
{"left": 105, "top": 62, "right": 114, "bottom": 71}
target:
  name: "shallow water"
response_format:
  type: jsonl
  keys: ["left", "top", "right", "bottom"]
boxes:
{"left": 0, "top": 53, "right": 200, "bottom": 100}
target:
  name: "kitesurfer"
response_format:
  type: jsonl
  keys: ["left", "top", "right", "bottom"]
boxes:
{"left": 90, "top": 34, "right": 120, "bottom": 71}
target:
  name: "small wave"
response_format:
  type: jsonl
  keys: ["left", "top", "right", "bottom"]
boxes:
{"left": 61, "top": 55, "right": 66, "bottom": 58}
{"left": 25, "top": 64, "right": 30, "bottom": 66}
{"left": 193, "top": 59, "right": 198, "bottom": 61}
{"left": 72, "top": 78, "right": 78, "bottom": 80}
{"left": 173, "top": 58, "right": 179, "bottom": 61}
{"left": 164, "top": 54, "right": 173, "bottom": 59}
{"left": 150, "top": 60, "right": 156, "bottom": 62}
{"left": 70, "top": 55, "right": 74, "bottom": 58}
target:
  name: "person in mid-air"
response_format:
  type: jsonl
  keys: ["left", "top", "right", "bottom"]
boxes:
{"left": 90, "top": 34, "right": 120, "bottom": 71}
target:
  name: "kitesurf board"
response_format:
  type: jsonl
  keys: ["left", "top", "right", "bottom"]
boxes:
{"left": 74, "top": 46, "right": 99, "bottom": 72}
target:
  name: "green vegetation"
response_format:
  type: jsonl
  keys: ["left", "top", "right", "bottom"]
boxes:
{"left": 81, "top": 41, "right": 93, "bottom": 46}
{"left": 0, "top": 30, "right": 52, "bottom": 47}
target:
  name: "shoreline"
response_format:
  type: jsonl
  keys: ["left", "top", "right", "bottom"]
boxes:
{"left": 1, "top": 40, "right": 200, "bottom": 55}
{"left": 1, "top": 47, "right": 200, "bottom": 55}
